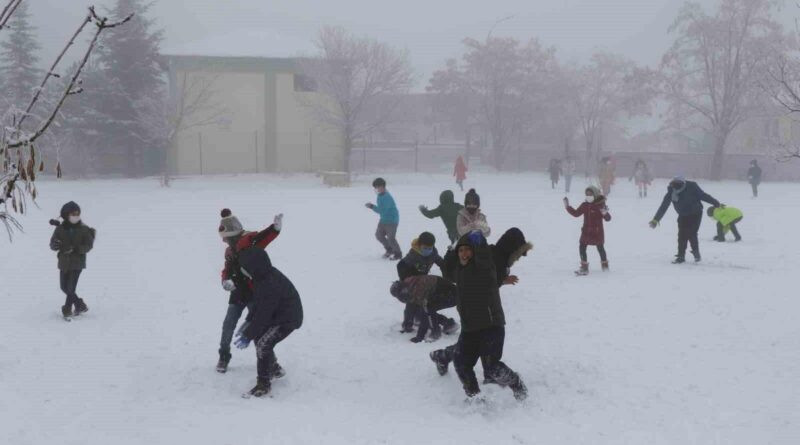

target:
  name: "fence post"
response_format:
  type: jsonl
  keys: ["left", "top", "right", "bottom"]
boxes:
{"left": 309, "top": 130, "right": 313, "bottom": 172}
{"left": 414, "top": 139, "right": 419, "bottom": 173}
{"left": 255, "top": 131, "right": 259, "bottom": 173}
{"left": 198, "top": 132, "right": 203, "bottom": 175}
{"left": 363, "top": 145, "right": 367, "bottom": 172}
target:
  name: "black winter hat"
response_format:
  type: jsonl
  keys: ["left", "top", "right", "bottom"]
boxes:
{"left": 418, "top": 231, "right": 435, "bottom": 246}
{"left": 465, "top": 189, "right": 480, "bottom": 207}
{"left": 60, "top": 201, "right": 81, "bottom": 219}
{"left": 372, "top": 177, "right": 386, "bottom": 188}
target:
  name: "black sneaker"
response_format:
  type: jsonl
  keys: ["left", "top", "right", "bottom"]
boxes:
{"left": 672, "top": 256, "right": 686, "bottom": 264}
{"left": 61, "top": 304, "right": 73, "bottom": 319}
{"left": 74, "top": 298, "right": 89, "bottom": 316}
{"left": 692, "top": 251, "right": 701, "bottom": 262}
{"left": 216, "top": 354, "right": 231, "bottom": 373}
{"left": 429, "top": 350, "right": 449, "bottom": 376}
{"left": 248, "top": 378, "right": 271, "bottom": 397}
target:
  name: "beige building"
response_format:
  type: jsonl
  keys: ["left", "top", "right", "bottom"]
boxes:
{"left": 161, "top": 54, "right": 344, "bottom": 175}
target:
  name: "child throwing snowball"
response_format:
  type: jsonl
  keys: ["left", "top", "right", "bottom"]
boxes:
{"left": 564, "top": 186, "right": 611, "bottom": 275}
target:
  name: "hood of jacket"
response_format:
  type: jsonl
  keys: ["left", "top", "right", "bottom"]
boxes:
{"left": 494, "top": 228, "right": 533, "bottom": 268}
{"left": 439, "top": 190, "right": 455, "bottom": 206}
{"left": 60, "top": 201, "right": 81, "bottom": 220}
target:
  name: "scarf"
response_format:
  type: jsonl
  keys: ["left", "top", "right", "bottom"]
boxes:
{"left": 671, "top": 182, "right": 687, "bottom": 202}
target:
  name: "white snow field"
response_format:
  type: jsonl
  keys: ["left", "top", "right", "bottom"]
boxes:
{"left": 1, "top": 172, "right": 798, "bottom": 445}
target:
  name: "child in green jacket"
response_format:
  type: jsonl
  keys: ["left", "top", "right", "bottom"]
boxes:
{"left": 707, "top": 206, "right": 743, "bottom": 242}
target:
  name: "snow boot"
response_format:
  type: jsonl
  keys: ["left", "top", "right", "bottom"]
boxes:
{"left": 713, "top": 236, "right": 725, "bottom": 242}
{"left": 461, "top": 376, "right": 481, "bottom": 398}
{"left": 430, "top": 350, "right": 450, "bottom": 376}
{"left": 389, "top": 252, "right": 402, "bottom": 261}
{"left": 510, "top": 377, "right": 528, "bottom": 401}
{"left": 672, "top": 255, "right": 686, "bottom": 264}
{"left": 271, "top": 362, "right": 286, "bottom": 379}
{"left": 734, "top": 236, "right": 742, "bottom": 242}
{"left": 61, "top": 304, "right": 73, "bottom": 319}
{"left": 574, "top": 261, "right": 589, "bottom": 276}
{"left": 442, "top": 318, "right": 460, "bottom": 335}
{"left": 601, "top": 261, "right": 609, "bottom": 272}
{"left": 73, "top": 298, "right": 89, "bottom": 316}
{"left": 382, "top": 251, "right": 392, "bottom": 259}
{"left": 248, "top": 378, "right": 271, "bottom": 398}
{"left": 216, "top": 355, "right": 231, "bottom": 373}
{"left": 692, "top": 251, "right": 701, "bottom": 262}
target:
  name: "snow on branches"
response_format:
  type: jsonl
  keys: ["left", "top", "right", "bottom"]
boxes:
{"left": 0, "top": 2, "right": 132, "bottom": 240}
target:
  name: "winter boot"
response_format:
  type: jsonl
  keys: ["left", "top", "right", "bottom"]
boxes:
{"left": 574, "top": 261, "right": 589, "bottom": 276}
{"left": 713, "top": 236, "right": 725, "bottom": 242}
{"left": 442, "top": 318, "right": 460, "bottom": 335}
{"left": 429, "top": 350, "right": 450, "bottom": 376}
{"left": 216, "top": 353, "right": 231, "bottom": 373}
{"left": 271, "top": 362, "right": 286, "bottom": 379}
{"left": 61, "top": 304, "right": 73, "bottom": 319}
{"left": 692, "top": 251, "right": 701, "bottom": 262}
{"left": 672, "top": 255, "right": 686, "bottom": 264}
{"left": 734, "top": 236, "right": 742, "bottom": 242}
{"left": 73, "top": 298, "right": 89, "bottom": 316}
{"left": 461, "top": 376, "right": 481, "bottom": 398}
{"left": 510, "top": 377, "right": 528, "bottom": 401}
{"left": 601, "top": 261, "right": 609, "bottom": 272}
{"left": 248, "top": 378, "right": 271, "bottom": 398}
{"left": 382, "top": 251, "right": 392, "bottom": 259}
{"left": 389, "top": 252, "right": 402, "bottom": 261}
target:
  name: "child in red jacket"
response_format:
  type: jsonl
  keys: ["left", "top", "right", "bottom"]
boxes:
{"left": 564, "top": 186, "right": 611, "bottom": 275}
{"left": 217, "top": 208, "right": 283, "bottom": 373}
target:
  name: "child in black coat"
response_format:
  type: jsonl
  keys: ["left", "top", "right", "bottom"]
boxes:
{"left": 390, "top": 275, "right": 459, "bottom": 343}
{"left": 49, "top": 201, "right": 95, "bottom": 319}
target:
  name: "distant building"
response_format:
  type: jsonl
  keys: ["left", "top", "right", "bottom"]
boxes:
{"left": 161, "top": 32, "right": 343, "bottom": 175}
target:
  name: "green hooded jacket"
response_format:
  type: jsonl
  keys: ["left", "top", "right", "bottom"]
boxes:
{"left": 419, "top": 190, "right": 463, "bottom": 243}
{"left": 711, "top": 206, "right": 743, "bottom": 232}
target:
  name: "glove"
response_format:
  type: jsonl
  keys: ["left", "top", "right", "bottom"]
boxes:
{"left": 418, "top": 205, "right": 427, "bottom": 212}
{"left": 222, "top": 279, "right": 236, "bottom": 292}
{"left": 365, "top": 203, "right": 375, "bottom": 209}
{"left": 467, "top": 230, "right": 485, "bottom": 246}
{"left": 600, "top": 207, "right": 609, "bottom": 216}
{"left": 233, "top": 334, "right": 251, "bottom": 350}
{"left": 273, "top": 213, "right": 283, "bottom": 231}
{"left": 649, "top": 219, "right": 659, "bottom": 229}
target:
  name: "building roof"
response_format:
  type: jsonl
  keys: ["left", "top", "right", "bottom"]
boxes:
{"left": 161, "top": 28, "right": 315, "bottom": 59}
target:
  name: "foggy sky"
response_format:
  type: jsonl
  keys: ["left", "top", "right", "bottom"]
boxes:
{"left": 26, "top": 0, "right": 780, "bottom": 88}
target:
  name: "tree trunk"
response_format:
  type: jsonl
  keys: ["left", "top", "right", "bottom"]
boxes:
{"left": 343, "top": 135, "right": 352, "bottom": 174}
{"left": 709, "top": 129, "right": 728, "bottom": 181}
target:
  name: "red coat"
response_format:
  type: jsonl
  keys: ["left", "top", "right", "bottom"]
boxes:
{"left": 566, "top": 199, "right": 611, "bottom": 245}
{"left": 454, "top": 156, "right": 467, "bottom": 182}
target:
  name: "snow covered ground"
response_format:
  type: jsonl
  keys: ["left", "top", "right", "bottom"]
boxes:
{"left": 1, "top": 172, "right": 798, "bottom": 445}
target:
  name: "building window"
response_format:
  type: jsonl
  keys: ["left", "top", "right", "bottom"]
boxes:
{"left": 294, "top": 74, "right": 317, "bottom": 92}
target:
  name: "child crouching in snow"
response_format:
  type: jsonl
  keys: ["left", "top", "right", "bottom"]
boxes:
{"left": 707, "top": 205, "right": 743, "bottom": 242}
{"left": 564, "top": 186, "right": 611, "bottom": 275}
{"left": 390, "top": 275, "right": 459, "bottom": 343}
{"left": 49, "top": 201, "right": 95, "bottom": 319}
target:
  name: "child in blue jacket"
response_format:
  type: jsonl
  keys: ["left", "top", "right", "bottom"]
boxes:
{"left": 365, "top": 177, "right": 402, "bottom": 260}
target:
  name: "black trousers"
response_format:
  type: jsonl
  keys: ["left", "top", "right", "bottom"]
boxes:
{"left": 751, "top": 182, "right": 758, "bottom": 197}
{"left": 717, "top": 217, "right": 743, "bottom": 240}
{"left": 255, "top": 325, "right": 295, "bottom": 380}
{"left": 677, "top": 213, "right": 703, "bottom": 257}
{"left": 452, "top": 326, "right": 520, "bottom": 392}
{"left": 579, "top": 244, "right": 607, "bottom": 262}
{"left": 59, "top": 270, "right": 82, "bottom": 307}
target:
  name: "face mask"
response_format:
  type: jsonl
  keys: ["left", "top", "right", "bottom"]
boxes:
{"left": 466, "top": 207, "right": 478, "bottom": 215}
{"left": 69, "top": 215, "right": 81, "bottom": 224}
{"left": 420, "top": 247, "right": 434, "bottom": 257}
{"left": 585, "top": 196, "right": 595, "bottom": 203}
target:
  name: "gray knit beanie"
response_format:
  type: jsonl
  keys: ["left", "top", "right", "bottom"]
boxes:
{"left": 218, "top": 208, "right": 244, "bottom": 239}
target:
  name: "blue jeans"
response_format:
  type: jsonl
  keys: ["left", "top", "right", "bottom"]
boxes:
{"left": 219, "top": 303, "right": 248, "bottom": 359}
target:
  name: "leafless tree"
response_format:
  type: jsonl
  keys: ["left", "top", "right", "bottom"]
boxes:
{"left": 137, "top": 71, "right": 227, "bottom": 186}
{"left": 762, "top": 55, "right": 800, "bottom": 161}
{"left": 0, "top": 3, "right": 132, "bottom": 240}
{"left": 569, "top": 51, "right": 655, "bottom": 175}
{"left": 660, "top": 0, "right": 787, "bottom": 180}
{"left": 300, "top": 26, "right": 414, "bottom": 173}
{"left": 429, "top": 36, "right": 558, "bottom": 169}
